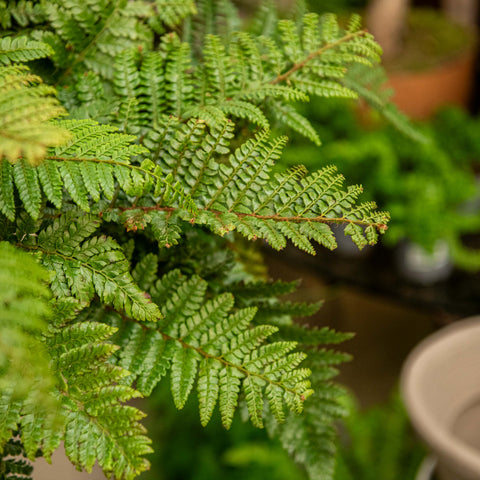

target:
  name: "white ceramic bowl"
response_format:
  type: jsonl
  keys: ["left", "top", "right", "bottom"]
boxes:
{"left": 401, "top": 317, "right": 480, "bottom": 480}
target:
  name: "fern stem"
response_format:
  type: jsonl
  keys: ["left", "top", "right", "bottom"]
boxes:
{"left": 270, "top": 30, "right": 368, "bottom": 86}
{"left": 118, "top": 205, "right": 388, "bottom": 231}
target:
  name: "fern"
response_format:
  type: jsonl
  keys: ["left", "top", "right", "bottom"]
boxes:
{"left": 60, "top": 11, "right": 383, "bottom": 145}
{"left": 0, "top": 2, "right": 400, "bottom": 480}
{"left": 0, "top": 36, "right": 52, "bottom": 65}
{"left": 0, "top": 0, "right": 46, "bottom": 30}
{"left": 153, "top": 0, "right": 197, "bottom": 28}
{"left": 0, "top": 118, "right": 194, "bottom": 220}
{"left": 139, "top": 118, "right": 388, "bottom": 251}
{"left": 12, "top": 211, "right": 160, "bottom": 322}
{"left": 40, "top": 0, "right": 154, "bottom": 80}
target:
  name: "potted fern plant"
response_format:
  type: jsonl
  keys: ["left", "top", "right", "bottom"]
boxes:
{"left": 0, "top": 1, "right": 393, "bottom": 479}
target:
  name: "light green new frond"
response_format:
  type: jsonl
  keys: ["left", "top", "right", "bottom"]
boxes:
{"left": 0, "top": 36, "right": 53, "bottom": 65}
{"left": 0, "top": 65, "right": 70, "bottom": 165}
{"left": 105, "top": 270, "right": 313, "bottom": 430}
{"left": 0, "top": 242, "right": 57, "bottom": 421}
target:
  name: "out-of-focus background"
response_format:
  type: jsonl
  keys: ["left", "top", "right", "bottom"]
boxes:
{"left": 34, "top": 1, "right": 480, "bottom": 479}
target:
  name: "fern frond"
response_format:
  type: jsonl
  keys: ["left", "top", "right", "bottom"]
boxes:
{"left": 153, "top": 0, "right": 196, "bottom": 28}
{"left": 0, "top": 65, "right": 70, "bottom": 165}
{"left": 163, "top": 34, "right": 194, "bottom": 118}
{"left": 0, "top": 36, "right": 53, "bottom": 65}
{"left": 133, "top": 119, "right": 388, "bottom": 251}
{"left": 101, "top": 270, "right": 313, "bottom": 429}
{"left": 44, "top": 0, "right": 153, "bottom": 80}
{"left": 0, "top": 0, "right": 46, "bottom": 29}
{"left": 0, "top": 438, "right": 33, "bottom": 480}
{"left": 343, "top": 64, "right": 429, "bottom": 143}
{"left": 17, "top": 212, "right": 161, "bottom": 322}
{"left": 0, "top": 118, "right": 195, "bottom": 221}
{"left": 46, "top": 302, "right": 151, "bottom": 479}
{"left": 0, "top": 297, "right": 153, "bottom": 478}
{"left": 265, "top": 330, "right": 352, "bottom": 480}
{"left": 75, "top": 12, "right": 385, "bottom": 145}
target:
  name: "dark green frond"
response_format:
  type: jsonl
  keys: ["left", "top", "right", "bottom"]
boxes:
{"left": 17, "top": 212, "right": 161, "bottom": 322}
{"left": 103, "top": 270, "right": 313, "bottom": 429}
{"left": 0, "top": 438, "right": 33, "bottom": 480}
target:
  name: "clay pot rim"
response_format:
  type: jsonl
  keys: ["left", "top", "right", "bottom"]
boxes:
{"left": 400, "top": 316, "right": 480, "bottom": 478}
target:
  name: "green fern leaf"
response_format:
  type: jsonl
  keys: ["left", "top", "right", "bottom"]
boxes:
{"left": 154, "top": 0, "right": 196, "bottom": 28}
{"left": 0, "top": 36, "right": 53, "bottom": 65}
{"left": 19, "top": 212, "right": 161, "bottom": 322}
{"left": 171, "top": 347, "right": 201, "bottom": 409}
{"left": 104, "top": 271, "right": 312, "bottom": 429}
{"left": 45, "top": 0, "right": 153, "bottom": 80}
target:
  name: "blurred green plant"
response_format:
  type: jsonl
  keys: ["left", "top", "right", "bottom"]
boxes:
{"left": 142, "top": 384, "right": 426, "bottom": 480}
{"left": 334, "top": 392, "right": 426, "bottom": 480}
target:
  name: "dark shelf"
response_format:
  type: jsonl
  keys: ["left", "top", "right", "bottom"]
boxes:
{"left": 264, "top": 242, "right": 480, "bottom": 320}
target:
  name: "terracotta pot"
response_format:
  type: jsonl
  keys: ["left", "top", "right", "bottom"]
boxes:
{"left": 387, "top": 48, "right": 477, "bottom": 120}
{"left": 401, "top": 317, "right": 480, "bottom": 480}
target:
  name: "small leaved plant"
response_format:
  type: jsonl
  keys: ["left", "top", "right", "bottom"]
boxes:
{"left": 0, "top": 1, "right": 393, "bottom": 479}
